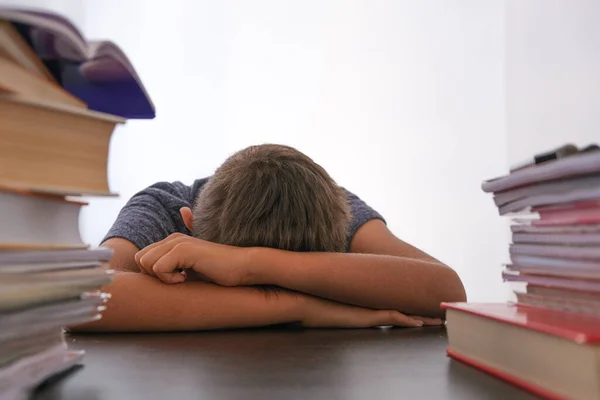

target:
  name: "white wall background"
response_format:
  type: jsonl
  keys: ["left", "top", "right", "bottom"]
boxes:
{"left": 83, "top": 0, "right": 509, "bottom": 302}
{"left": 0, "top": 0, "right": 83, "bottom": 24}
{"left": 14, "top": 0, "right": 600, "bottom": 303}
{"left": 506, "top": 0, "right": 600, "bottom": 165}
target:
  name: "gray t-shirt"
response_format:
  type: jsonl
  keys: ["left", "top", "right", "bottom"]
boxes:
{"left": 103, "top": 179, "right": 384, "bottom": 251}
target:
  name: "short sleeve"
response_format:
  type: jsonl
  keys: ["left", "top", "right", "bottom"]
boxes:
{"left": 102, "top": 182, "right": 194, "bottom": 249}
{"left": 344, "top": 189, "right": 386, "bottom": 244}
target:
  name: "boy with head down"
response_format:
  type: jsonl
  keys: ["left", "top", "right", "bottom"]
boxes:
{"left": 75, "top": 144, "right": 466, "bottom": 331}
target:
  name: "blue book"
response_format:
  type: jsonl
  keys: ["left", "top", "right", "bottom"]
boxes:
{"left": 0, "top": 8, "right": 155, "bottom": 119}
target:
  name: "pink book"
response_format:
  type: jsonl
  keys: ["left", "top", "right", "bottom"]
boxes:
{"left": 509, "top": 243, "right": 600, "bottom": 260}
{"left": 532, "top": 201, "right": 600, "bottom": 226}
{"left": 503, "top": 271, "right": 600, "bottom": 293}
{"left": 506, "top": 263, "right": 600, "bottom": 280}
{"left": 534, "top": 200, "right": 600, "bottom": 213}
{"left": 511, "top": 223, "right": 600, "bottom": 234}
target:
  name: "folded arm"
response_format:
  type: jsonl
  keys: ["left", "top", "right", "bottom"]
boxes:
{"left": 247, "top": 220, "right": 466, "bottom": 317}
{"left": 72, "top": 237, "right": 438, "bottom": 332}
{"left": 74, "top": 272, "right": 306, "bottom": 332}
{"left": 136, "top": 220, "right": 467, "bottom": 319}
{"left": 72, "top": 239, "right": 303, "bottom": 332}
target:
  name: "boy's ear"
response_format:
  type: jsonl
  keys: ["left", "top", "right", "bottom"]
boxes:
{"left": 180, "top": 207, "right": 194, "bottom": 232}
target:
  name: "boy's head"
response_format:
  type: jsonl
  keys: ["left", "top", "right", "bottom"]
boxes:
{"left": 188, "top": 144, "right": 350, "bottom": 252}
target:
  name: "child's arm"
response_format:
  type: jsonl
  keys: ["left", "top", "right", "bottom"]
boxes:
{"left": 72, "top": 238, "right": 438, "bottom": 332}
{"left": 72, "top": 272, "right": 303, "bottom": 331}
{"left": 136, "top": 221, "right": 466, "bottom": 318}
{"left": 255, "top": 219, "right": 467, "bottom": 318}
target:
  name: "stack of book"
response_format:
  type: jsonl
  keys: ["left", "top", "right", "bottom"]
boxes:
{"left": 444, "top": 144, "right": 600, "bottom": 400}
{"left": 0, "top": 7, "right": 153, "bottom": 399}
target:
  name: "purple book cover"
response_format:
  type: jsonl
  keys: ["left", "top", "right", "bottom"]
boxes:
{"left": 0, "top": 7, "right": 155, "bottom": 119}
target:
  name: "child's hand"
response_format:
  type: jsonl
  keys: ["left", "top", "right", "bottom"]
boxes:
{"left": 301, "top": 295, "right": 443, "bottom": 328}
{"left": 134, "top": 233, "right": 249, "bottom": 285}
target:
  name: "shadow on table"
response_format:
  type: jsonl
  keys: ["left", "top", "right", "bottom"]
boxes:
{"left": 33, "top": 365, "right": 102, "bottom": 400}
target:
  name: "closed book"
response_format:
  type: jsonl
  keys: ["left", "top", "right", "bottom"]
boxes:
{"left": 532, "top": 201, "right": 600, "bottom": 226}
{"left": 0, "top": 295, "right": 108, "bottom": 338}
{"left": 515, "top": 292, "right": 600, "bottom": 316}
{"left": 506, "top": 262, "right": 600, "bottom": 280}
{"left": 512, "top": 232, "right": 600, "bottom": 245}
{"left": 511, "top": 223, "right": 600, "bottom": 234}
{"left": 498, "top": 186, "right": 600, "bottom": 215}
{"left": 517, "top": 286, "right": 600, "bottom": 315}
{"left": 0, "top": 270, "right": 113, "bottom": 313}
{"left": 503, "top": 270, "right": 600, "bottom": 293}
{"left": 0, "top": 54, "right": 85, "bottom": 107}
{"left": 0, "top": 341, "right": 84, "bottom": 400}
{"left": 535, "top": 200, "right": 600, "bottom": 213}
{"left": 0, "top": 20, "right": 54, "bottom": 82}
{"left": 510, "top": 254, "right": 600, "bottom": 270}
{"left": 0, "top": 188, "right": 85, "bottom": 249}
{"left": 482, "top": 151, "right": 600, "bottom": 193}
{"left": 510, "top": 243, "right": 600, "bottom": 261}
{"left": 443, "top": 302, "right": 600, "bottom": 400}
{"left": 0, "top": 248, "right": 112, "bottom": 270}
{"left": 0, "top": 248, "right": 113, "bottom": 312}
{"left": 0, "top": 95, "right": 124, "bottom": 195}
{"left": 0, "top": 301, "right": 103, "bottom": 343}
{"left": 528, "top": 285, "right": 600, "bottom": 299}
{"left": 493, "top": 176, "right": 600, "bottom": 207}
{"left": 0, "top": 329, "right": 63, "bottom": 368}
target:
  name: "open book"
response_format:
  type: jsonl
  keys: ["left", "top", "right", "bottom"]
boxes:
{"left": 0, "top": 7, "right": 155, "bottom": 119}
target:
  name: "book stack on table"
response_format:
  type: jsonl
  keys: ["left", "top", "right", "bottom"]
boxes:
{"left": 0, "top": 7, "right": 154, "bottom": 399}
{"left": 444, "top": 144, "right": 600, "bottom": 400}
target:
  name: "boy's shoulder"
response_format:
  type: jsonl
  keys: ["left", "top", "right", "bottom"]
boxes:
{"left": 141, "top": 178, "right": 210, "bottom": 205}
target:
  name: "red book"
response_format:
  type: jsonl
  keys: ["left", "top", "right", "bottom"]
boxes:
{"left": 534, "top": 200, "right": 600, "bottom": 214}
{"left": 532, "top": 201, "right": 600, "bottom": 226}
{"left": 447, "top": 349, "right": 566, "bottom": 400}
{"left": 442, "top": 302, "right": 600, "bottom": 400}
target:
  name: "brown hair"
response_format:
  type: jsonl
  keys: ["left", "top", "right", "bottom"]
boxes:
{"left": 192, "top": 144, "right": 350, "bottom": 252}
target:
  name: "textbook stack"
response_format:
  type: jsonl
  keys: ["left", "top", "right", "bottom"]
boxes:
{"left": 0, "top": 8, "right": 154, "bottom": 399}
{"left": 444, "top": 144, "right": 600, "bottom": 400}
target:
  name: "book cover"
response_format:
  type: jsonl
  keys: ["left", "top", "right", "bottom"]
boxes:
{"left": 447, "top": 348, "right": 567, "bottom": 400}
{"left": 441, "top": 302, "right": 600, "bottom": 344}
{"left": 0, "top": 7, "right": 155, "bottom": 119}
{"left": 482, "top": 151, "right": 600, "bottom": 193}
{"left": 503, "top": 272, "right": 600, "bottom": 294}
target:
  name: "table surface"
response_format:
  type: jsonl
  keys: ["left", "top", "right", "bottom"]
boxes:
{"left": 33, "top": 326, "right": 537, "bottom": 400}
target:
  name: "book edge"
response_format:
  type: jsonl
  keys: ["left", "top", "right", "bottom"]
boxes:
{"left": 441, "top": 302, "right": 599, "bottom": 344}
{"left": 0, "top": 93, "right": 126, "bottom": 123}
{"left": 446, "top": 348, "right": 568, "bottom": 400}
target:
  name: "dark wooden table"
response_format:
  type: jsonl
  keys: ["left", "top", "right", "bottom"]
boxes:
{"left": 33, "top": 327, "right": 536, "bottom": 400}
